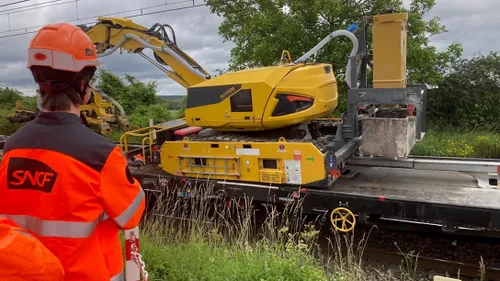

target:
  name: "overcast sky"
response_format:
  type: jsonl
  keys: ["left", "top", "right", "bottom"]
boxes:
{"left": 0, "top": 0, "right": 498, "bottom": 97}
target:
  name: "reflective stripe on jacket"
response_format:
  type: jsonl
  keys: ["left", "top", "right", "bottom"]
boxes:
{"left": 0, "top": 111, "right": 145, "bottom": 281}
{"left": 0, "top": 217, "right": 65, "bottom": 281}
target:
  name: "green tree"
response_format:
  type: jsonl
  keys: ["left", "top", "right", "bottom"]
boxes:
{"left": 94, "top": 69, "right": 173, "bottom": 128}
{"left": 0, "top": 87, "right": 24, "bottom": 110}
{"left": 95, "top": 69, "right": 163, "bottom": 115}
{"left": 205, "top": 0, "right": 462, "bottom": 88}
{"left": 94, "top": 69, "right": 128, "bottom": 100}
{"left": 177, "top": 96, "right": 187, "bottom": 118}
{"left": 427, "top": 52, "right": 500, "bottom": 132}
{"left": 128, "top": 104, "right": 172, "bottom": 128}
{"left": 0, "top": 87, "right": 37, "bottom": 135}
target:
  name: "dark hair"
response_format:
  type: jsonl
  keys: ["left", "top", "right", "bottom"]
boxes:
{"left": 30, "top": 66, "right": 96, "bottom": 111}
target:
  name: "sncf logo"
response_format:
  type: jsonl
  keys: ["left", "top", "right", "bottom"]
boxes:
{"left": 7, "top": 157, "right": 58, "bottom": 193}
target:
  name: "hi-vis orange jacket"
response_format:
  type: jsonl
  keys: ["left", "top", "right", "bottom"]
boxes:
{"left": 0, "top": 217, "right": 65, "bottom": 281}
{"left": 0, "top": 111, "right": 146, "bottom": 281}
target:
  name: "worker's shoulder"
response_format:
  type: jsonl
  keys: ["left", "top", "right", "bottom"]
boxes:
{"left": 62, "top": 125, "right": 120, "bottom": 171}
{"left": 3, "top": 122, "right": 35, "bottom": 151}
{"left": 79, "top": 125, "right": 118, "bottom": 151}
{"left": 5, "top": 121, "right": 119, "bottom": 172}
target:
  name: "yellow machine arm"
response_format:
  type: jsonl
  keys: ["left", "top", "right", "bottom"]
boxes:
{"left": 79, "top": 17, "right": 211, "bottom": 88}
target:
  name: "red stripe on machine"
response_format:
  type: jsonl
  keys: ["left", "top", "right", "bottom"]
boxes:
{"left": 174, "top": 126, "right": 202, "bottom": 136}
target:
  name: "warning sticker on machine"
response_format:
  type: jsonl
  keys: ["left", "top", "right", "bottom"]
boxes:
{"left": 284, "top": 160, "right": 302, "bottom": 184}
{"left": 236, "top": 148, "right": 260, "bottom": 156}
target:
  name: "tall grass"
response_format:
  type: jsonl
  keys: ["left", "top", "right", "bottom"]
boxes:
{"left": 137, "top": 179, "right": 374, "bottom": 280}
{"left": 135, "top": 178, "right": 497, "bottom": 280}
{"left": 411, "top": 128, "right": 500, "bottom": 158}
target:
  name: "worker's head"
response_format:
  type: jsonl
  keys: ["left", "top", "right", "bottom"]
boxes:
{"left": 27, "top": 22, "right": 102, "bottom": 112}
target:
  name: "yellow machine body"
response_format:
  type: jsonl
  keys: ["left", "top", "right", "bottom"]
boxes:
{"left": 160, "top": 137, "right": 330, "bottom": 185}
{"left": 85, "top": 16, "right": 338, "bottom": 132}
{"left": 372, "top": 13, "right": 408, "bottom": 88}
{"left": 184, "top": 63, "right": 338, "bottom": 131}
{"left": 84, "top": 12, "right": 410, "bottom": 187}
{"left": 81, "top": 89, "right": 129, "bottom": 135}
{"left": 85, "top": 16, "right": 211, "bottom": 89}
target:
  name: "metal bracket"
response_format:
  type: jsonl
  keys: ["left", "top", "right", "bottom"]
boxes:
{"left": 343, "top": 85, "right": 427, "bottom": 142}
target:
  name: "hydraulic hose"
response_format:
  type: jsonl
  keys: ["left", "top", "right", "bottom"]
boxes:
{"left": 294, "top": 30, "right": 360, "bottom": 89}
{"left": 97, "top": 33, "right": 208, "bottom": 80}
{"left": 93, "top": 88, "right": 126, "bottom": 118}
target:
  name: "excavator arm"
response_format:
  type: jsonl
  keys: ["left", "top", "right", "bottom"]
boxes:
{"left": 78, "top": 17, "right": 211, "bottom": 88}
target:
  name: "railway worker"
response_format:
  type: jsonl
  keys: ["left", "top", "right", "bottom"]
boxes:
{"left": 0, "top": 22, "right": 145, "bottom": 281}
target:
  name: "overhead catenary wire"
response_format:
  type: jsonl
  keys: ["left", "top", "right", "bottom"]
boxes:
{"left": 0, "top": 0, "right": 30, "bottom": 9}
{"left": 0, "top": 0, "right": 78, "bottom": 14}
{"left": 0, "top": 0, "right": 206, "bottom": 39}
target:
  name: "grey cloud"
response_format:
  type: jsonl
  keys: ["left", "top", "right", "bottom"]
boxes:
{"left": 427, "top": 0, "right": 500, "bottom": 57}
{"left": 0, "top": 0, "right": 233, "bottom": 96}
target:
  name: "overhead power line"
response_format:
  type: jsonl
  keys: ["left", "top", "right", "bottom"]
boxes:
{"left": 0, "top": 0, "right": 74, "bottom": 14}
{"left": 0, "top": 0, "right": 30, "bottom": 9}
{"left": 0, "top": 0, "right": 206, "bottom": 39}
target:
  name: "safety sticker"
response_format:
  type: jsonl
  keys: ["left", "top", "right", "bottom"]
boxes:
{"left": 284, "top": 160, "right": 301, "bottom": 184}
{"left": 277, "top": 144, "right": 288, "bottom": 152}
{"left": 293, "top": 150, "right": 302, "bottom": 160}
{"left": 328, "top": 154, "right": 335, "bottom": 169}
{"left": 236, "top": 148, "right": 260, "bottom": 156}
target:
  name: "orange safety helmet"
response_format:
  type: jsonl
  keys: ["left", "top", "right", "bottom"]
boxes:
{"left": 27, "top": 22, "right": 101, "bottom": 72}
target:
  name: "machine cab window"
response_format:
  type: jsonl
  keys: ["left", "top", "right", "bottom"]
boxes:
{"left": 230, "top": 89, "right": 253, "bottom": 112}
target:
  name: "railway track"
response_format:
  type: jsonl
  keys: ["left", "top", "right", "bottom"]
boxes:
{"left": 364, "top": 248, "right": 500, "bottom": 280}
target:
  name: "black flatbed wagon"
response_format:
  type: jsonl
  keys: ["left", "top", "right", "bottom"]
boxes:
{"left": 130, "top": 155, "right": 500, "bottom": 238}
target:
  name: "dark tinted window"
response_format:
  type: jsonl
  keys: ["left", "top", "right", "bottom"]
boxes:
{"left": 272, "top": 94, "right": 314, "bottom": 116}
{"left": 230, "top": 89, "right": 253, "bottom": 112}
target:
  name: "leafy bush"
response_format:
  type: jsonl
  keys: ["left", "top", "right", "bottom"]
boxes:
{"left": 0, "top": 87, "right": 37, "bottom": 136}
{"left": 94, "top": 69, "right": 168, "bottom": 117}
{"left": 92, "top": 69, "right": 178, "bottom": 131}
{"left": 128, "top": 104, "right": 172, "bottom": 129}
{"left": 427, "top": 52, "right": 500, "bottom": 132}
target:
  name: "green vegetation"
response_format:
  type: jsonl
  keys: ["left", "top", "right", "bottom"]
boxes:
{"left": 135, "top": 182, "right": 372, "bottom": 281}
{"left": 412, "top": 129, "right": 500, "bottom": 158}
{"left": 0, "top": 86, "right": 37, "bottom": 136}
{"left": 94, "top": 69, "right": 184, "bottom": 129}
{"left": 426, "top": 52, "right": 500, "bottom": 132}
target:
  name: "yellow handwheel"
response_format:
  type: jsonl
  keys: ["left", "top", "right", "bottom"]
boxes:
{"left": 329, "top": 207, "right": 356, "bottom": 232}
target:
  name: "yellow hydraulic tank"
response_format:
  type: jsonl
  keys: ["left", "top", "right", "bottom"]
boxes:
{"left": 372, "top": 13, "right": 408, "bottom": 88}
